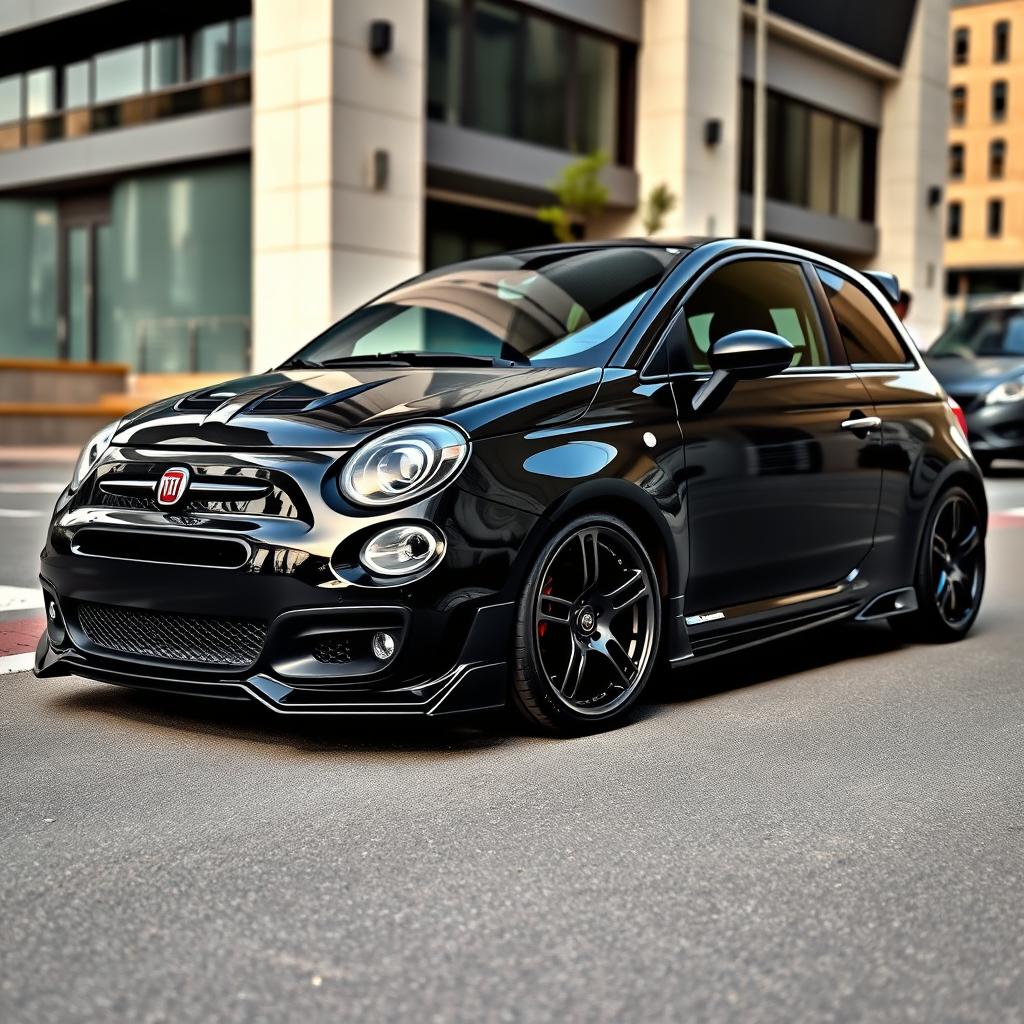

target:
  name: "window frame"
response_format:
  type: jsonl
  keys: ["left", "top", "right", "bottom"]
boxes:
{"left": 811, "top": 265, "right": 916, "bottom": 370}
{"left": 994, "top": 19, "right": 1010, "bottom": 62}
{"left": 431, "top": 0, "right": 636, "bottom": 165}
{"left": 642, "top": 253, "right": 850, "bottom": 379}
{"left": 953, "top": 26, "right": 970, "bottom": 65}
{"left": 949, "top": 142, "right": 965, "bottom": 180}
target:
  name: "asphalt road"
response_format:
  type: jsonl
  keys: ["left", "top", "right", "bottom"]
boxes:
{"left": 2, "top": 461, "right": 1024, "bottom": 1023}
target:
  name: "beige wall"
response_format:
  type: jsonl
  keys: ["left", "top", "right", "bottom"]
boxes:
{"left": 946, "top": 0, "right": 1024, "bottom": 272}
{"left": 875, "top": 0, "right": 951, "bottom": 346}
{"left": 252, "top": 0, "right": 425, "bottom": 370}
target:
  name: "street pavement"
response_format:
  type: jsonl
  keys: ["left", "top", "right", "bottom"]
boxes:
{"left": 1, "top": 458, "right": 1023, "bottom": 1023}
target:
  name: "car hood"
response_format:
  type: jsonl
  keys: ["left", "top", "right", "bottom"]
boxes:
{"left": 113, "top": 366, "right": 602, "bottom": 449}
{"left": 925, "top": 354, "right": 1024, "bottom": 398}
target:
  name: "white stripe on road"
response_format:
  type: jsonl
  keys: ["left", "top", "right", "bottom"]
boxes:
{"left": 0, "top": 509, "right": 44, "bottom": 518}
{"left": 0, "top": 483, "right": 64, "bottom": 494}
{"left": 1004, "top": 507, "right": 1024, "bottom": 517}
{"left": 0, "top": 653, "right": 35, "bottom": 675}
{"left": 0, "top": 586, "right": 43, "bottom": 612}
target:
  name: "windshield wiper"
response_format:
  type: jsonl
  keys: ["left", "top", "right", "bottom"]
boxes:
{"left": 280, "top": 351, "right": 530, "bottom": 370}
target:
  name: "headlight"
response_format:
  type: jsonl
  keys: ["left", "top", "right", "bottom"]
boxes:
{"left": 339, "top": 423, "right": 469, "bottom": 507}
{"left": 70, "top": 420, "right": 120, "bottom": 492}
{"left": 984, "top": 378, "right": 1024, "bottom": 405}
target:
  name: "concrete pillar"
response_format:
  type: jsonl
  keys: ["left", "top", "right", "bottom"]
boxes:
{"left": 252, "top": 0, "right": 425, "bottom": 371}
{"left": 601, "top": 0, "right": 740, "bottom": 240}
{"left": 875, "top": 0, "right": 951, "bottom": 347}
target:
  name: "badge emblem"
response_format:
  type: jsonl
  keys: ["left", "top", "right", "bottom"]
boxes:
{"left": 157, "top": 467, "right": 190, "bottom": 507}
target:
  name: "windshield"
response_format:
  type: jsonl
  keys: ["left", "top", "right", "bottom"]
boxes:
{"left": 285, "top": 247, "right": 678, "bottom": 369}
{"left": 931, "top": 307, "right": 1024, "bottom": 358}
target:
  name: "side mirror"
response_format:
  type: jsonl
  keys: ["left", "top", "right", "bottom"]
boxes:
{"left": 692, "top": 330, "right": 795, "bottom": 414}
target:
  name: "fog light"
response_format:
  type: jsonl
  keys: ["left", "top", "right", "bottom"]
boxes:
{"left": 360, "top": 524, "right": 444, "bottom": 577}
{"left": 372, "top": 631, "right": 396, "bottom": 661}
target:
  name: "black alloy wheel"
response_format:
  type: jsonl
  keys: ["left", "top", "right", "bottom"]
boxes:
{"left": 512, "top": 514, "right": 661, "bottom": 733}
{"left": 891, "top": 486, "right": 985, "bottom": 643}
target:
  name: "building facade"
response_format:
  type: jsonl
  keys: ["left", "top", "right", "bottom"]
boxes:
{"left": 946, "top": 0, "right": 1024, "bottom": 314}
{"left": 0, "top": 0, "right": 950, "bottom": 415}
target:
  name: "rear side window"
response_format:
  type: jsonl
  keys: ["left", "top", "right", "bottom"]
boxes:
{"left": 678, "top": 260, "right": 829, "bottom": 371}
{"left": 816, "top": 268, "right": 910, "bottom": 365}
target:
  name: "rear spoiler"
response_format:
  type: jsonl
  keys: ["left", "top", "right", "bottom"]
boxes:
{"left": 864, "top": 271, "right": 900, "bottom": 305}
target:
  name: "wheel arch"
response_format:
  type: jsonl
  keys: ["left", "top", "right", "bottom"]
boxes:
{"left": 528, "top": 479, "right": 682, "bottom": 600}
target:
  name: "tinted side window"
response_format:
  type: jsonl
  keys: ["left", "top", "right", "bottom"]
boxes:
{"left": 816, "top": 269, "right": 910, "bottom": 365}
{"left": 678, "top": 260, "right": 828, "bottom": 371}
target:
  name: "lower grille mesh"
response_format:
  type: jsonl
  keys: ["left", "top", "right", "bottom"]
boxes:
{"left": 77, "top": 602, "right": 267, "bottom": 667}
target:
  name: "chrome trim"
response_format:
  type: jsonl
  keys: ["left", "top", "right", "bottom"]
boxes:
{"left": 840, "top": 415, "right": 882, "bottom": 432}
{"left": 855, "top": 587, "right": 919, "bottom": 621}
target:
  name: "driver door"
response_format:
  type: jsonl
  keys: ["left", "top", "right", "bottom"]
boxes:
{"left": 667, "top": 257, "right": 882, "bottom": 615}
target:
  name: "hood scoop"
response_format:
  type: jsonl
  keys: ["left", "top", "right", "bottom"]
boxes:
{"left": 245, "top": 378, "right": 393, "bottom": 415}
{"left": 176, "top": 386, "right": 246, "bottom": 412}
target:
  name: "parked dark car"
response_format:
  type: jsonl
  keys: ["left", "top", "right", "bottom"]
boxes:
{"left": 36, "top": 239, "right": 987, "bottom": 734}
{"left": 925, "top": 296, "right": 1024, "bottom": 471}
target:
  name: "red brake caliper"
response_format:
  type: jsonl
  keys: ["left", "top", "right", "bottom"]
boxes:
{"left": 538, "top": 577, "right": 553, "bottom": 638}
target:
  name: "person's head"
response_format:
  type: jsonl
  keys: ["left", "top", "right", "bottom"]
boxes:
{"left": 893, "top": 289, "right": 912, "bottom": 321}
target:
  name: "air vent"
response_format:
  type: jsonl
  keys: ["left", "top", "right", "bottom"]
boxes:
{"left": 247, "top": 382, "right": 324, "bottom": 414}
{"left": 176, "top": 387, "right": 241, "bottom": 412}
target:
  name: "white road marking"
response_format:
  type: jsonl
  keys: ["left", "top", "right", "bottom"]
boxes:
{"left": 0, "top": 586, "right": 43, "bottom": 612}
{"left": 0, "top": 483, "right": 64, "bottom": 494}
{"left": 0, "top": 653, "right": 35, "bottom": 675}
{"left": 0, "top": 509, "right": 44, "bottom": 518}
{"left": 1004, "top": 507, "right": 1024, "bottom": 517}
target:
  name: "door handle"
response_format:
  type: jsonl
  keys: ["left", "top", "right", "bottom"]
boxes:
{"left": 841, "top": 414, "right": 882, "bottom": 433}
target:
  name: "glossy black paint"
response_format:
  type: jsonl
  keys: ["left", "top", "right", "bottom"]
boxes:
{"left": 36, "top": 238, "right": 986, "bottom": 718}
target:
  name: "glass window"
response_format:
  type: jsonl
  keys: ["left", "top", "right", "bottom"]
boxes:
{"left": 994, "top": 20, "right": 1010, "bottom": 62}
{"left": 807, "top": 111, "right": 834, "bottom": 213}
{"left": 576, "top": 34, "right": 618, "bottom": 154}
{"left": 427, "top": 0, "right": 462, "bottom": 122}
{"left": 522, "top": 15, "right": 569, "bottom": 149}
{"left": 0, "top": 199, "right": 58, "bottom": 359}
{"left": 932, "top": 308, "right": 1024, "bottom": 358}
{"left": 25, "top": 68, "right": 55, "bottom": 118}
{"left": 148, "top": 38, "right": 181, "bottom": 90}
{"left": 947, "top": 201, "right": 962, "bottom": 239}
{"left": 288, "top": 247, "right": 675, "bottom": 369}
{"left": 949, "top": 142, "right": 964, "bottom": 180}
{"left": 817, "top": 268, "right": 909, "bottom": 365}
{"left": 951, "top": 85, "right": 967, "bottom": 125}
{"left": 953, "top": 27, "right": 969, "bottom": 64}
{"left": 470, "top": 1, "right": 519, "bottom": 138}
{"left": 987, "top": 198, "right": 1003, "bottom": 237}
{"left": 64, "top": 61, "right": 90, "bottom": 108}
{"left": 992, "top": 80, "right": 1007, "bottom": 121}
{"left": 0, "top": 74, "right": 22, "bottom": 123}
{"left": 679, "top": 260, "right": 827, "bottom": 371}
{"left": 94, "top": 44, "right": 146, "bottom": 103}
{"left": 234, "top": 17, "right": 252, "bottom": 72}
{"left": 190, "top": 21, "right": 232, "bottom": 81}
{"left": 989, "top": 138, "right": 1006, "bottom": 179}
{"left": 835, "top": 121, "right": 863, "bottom": 220}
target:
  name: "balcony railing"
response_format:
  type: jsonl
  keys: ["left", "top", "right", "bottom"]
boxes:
{"left": 0, "top": 74, "right": 251, "bottom": 153}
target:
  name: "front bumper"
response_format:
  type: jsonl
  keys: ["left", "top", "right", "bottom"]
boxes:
{"left": 34, "top": 444, "right": 538, "bottom": 715}
{"left": 964, "top": 402, "right": 1024, "bottom": 458}
{"left": 34, "top": 600, "right": 511, "bottom": 716}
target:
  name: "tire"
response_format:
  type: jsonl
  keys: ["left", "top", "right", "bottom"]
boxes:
{"left": 889, "top": 485, "right": 985, "bottom": 644}
{"left": 510, "top": 513, "right": 662, "bottom": 734}
{"left": 975, "top": 453, "right": 994, "bottom": 475}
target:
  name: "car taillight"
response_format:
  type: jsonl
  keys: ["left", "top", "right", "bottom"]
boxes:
{"left": 947, "top": 395, "right": 968, "bottom": 438}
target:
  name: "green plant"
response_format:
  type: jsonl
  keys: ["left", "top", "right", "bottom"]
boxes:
{"left": 537, "top": 151, "right": 610, "bottom": 243}
{"left": 642, "top": 183, "right": 677, "bottom": 236}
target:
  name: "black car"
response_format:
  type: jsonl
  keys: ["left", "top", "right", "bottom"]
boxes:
{"left": 925, "top": 296, "right": 1024, "bottom": 471}
{"left": 36, "top": 238, "right": 987, "bottom": 734}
